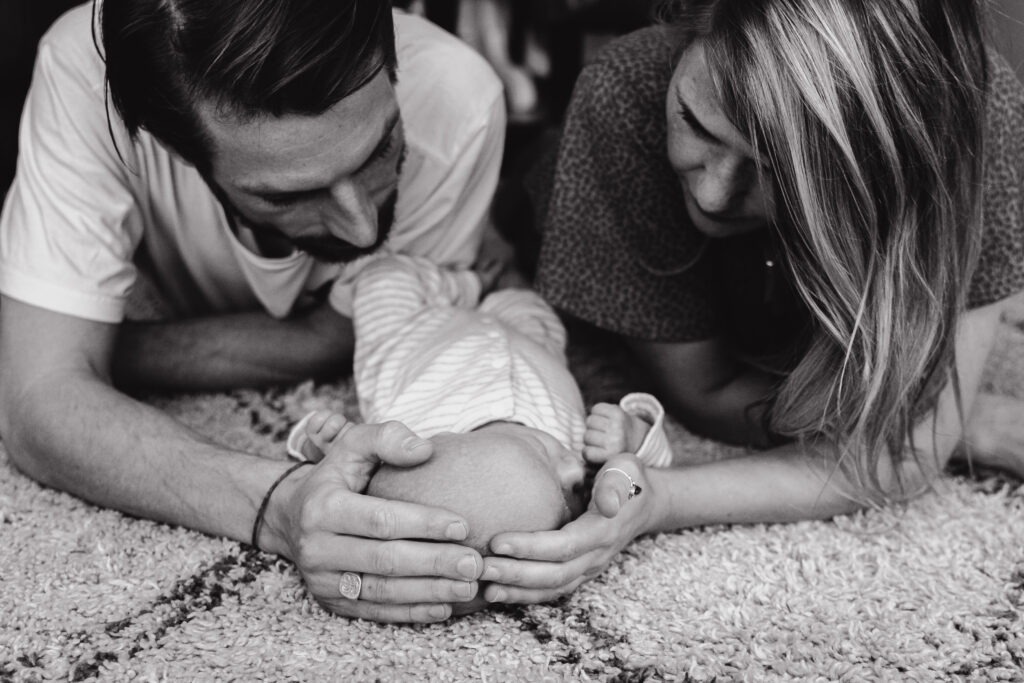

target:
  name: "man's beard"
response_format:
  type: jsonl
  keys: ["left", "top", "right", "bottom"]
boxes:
{"left": 215, "top": 185, "right": 399, "bottom": 265}
{"left": 289, "top": 189, "right": 397, "bottom": 263}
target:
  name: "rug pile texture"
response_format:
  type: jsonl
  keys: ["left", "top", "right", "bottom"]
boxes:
{"left": 2, "top": 302, "right": 1024, "bottom": 682}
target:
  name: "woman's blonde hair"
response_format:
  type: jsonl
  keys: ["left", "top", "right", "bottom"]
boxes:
{"left": 661, "top": 0, "right": 989, "bottom": 498}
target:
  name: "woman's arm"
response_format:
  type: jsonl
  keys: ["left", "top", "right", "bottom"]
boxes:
{"left": 480, "top": 298, "right": 1006, "bottom": 604}
{"left": 625, "top": 336, "right": 779, "bottom": 447}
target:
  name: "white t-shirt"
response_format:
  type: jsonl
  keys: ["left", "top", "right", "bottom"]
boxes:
{"left": 0, "top": 6, "right": 505, "bottom": 323}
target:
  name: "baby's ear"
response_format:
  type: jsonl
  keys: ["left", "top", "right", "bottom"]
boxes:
{"left": 566, "top": 480, "right": 588, "bottom": 519}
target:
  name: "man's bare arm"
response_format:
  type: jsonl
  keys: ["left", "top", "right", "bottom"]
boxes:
{"left": 0, "top": 296, "right": 483, "bottom": 622}
{"left": 112, "top": 300, "right": 354, "bottom": 392}
{"left": 0, "top": 296, "right": 284, "bottom": 537}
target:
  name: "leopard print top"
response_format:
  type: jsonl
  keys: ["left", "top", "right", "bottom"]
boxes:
{"left": 535, "top": 27, "right": 1024, "bottom": 345}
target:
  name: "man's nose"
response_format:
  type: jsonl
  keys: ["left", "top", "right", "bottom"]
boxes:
{"left": 327, "top": 180, "right": 377, "bottom": 247}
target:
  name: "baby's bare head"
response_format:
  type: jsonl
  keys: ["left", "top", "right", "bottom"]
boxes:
{"left": 367, "top": 423, "right": 585, "bottom": 616}
{"left": 368, "top": 423, "right": 584, "bottom": 556}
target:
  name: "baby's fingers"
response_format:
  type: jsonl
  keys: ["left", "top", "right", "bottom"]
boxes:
{"left": 286, "top": 411, "right": 331, "bottom": 462}
{"left": 582, "top": 443, "right": 613, "bottom": 464}
{"left": 583, "top": 422, "right": 608, "bottom": 445}
{"left": 308, "top": 412, "right": 351, "bottom": 446}
{"left": 584, "top": 412, "right": 610, "bottom": 432}
{"left": 588, "top": 402, "right": 621, "bottom": 419}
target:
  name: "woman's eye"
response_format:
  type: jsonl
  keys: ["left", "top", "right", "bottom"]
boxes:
{"left": 679, "top": 105, "right": 711, "bottom": 140}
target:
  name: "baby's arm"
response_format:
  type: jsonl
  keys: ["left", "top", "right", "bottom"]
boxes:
{"left": 353, "top": 256, "right": 483, "bottom": 351}
{"left": 286, "top": 410, "right": 352, "bottom": 462}
{"left": 583, "top": 393, "right": 673, "bottom": 468}
{"left": 584, "top": 404, "right": 648, "bottom": 462}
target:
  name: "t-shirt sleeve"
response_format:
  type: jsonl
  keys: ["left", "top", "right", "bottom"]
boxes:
{"left": 969, "top": 52, "right": 1024, "bottom": 309}
{"left": 534, "top": 35, "right": 719, "bottom": 342}
{"left": 0, "top": 11, "right": 141, "bottom": 323}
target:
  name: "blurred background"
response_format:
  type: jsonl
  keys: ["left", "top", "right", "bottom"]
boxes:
{"left": 1, "top": 0, "right": 1022, "bottom": 198}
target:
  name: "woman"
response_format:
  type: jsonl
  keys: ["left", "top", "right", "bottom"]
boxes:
{"left": 478, "top": 0, "right": 1024, "bottom": 604}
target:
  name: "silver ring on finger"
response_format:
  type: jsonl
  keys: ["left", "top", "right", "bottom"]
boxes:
{"left": 339, "top": 571, "right": 363, "bottom": 600}
{"left": 601, "top": 467, "right": 642, "bottom": 499}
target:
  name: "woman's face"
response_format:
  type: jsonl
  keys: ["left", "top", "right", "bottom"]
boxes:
{"left": 666, "top": 44, "right": 776, "bottom": 238}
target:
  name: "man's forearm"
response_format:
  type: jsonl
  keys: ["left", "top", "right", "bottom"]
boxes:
{"left": 113, "top": 303, "right": 354, "bottom": 392}
{"left": 4, "top": 371, "right": 293, "bottom": 544}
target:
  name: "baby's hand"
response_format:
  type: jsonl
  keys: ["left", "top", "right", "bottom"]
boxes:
{"left": 583, "top": 403, "right": 650, "bottom": 464}
{"left": 299, "top": 410, "right": 354, "bottom": 462}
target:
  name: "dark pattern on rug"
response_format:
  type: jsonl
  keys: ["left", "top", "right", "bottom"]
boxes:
{"left": 66, "top": 550, "right": 281, "bottom": 682}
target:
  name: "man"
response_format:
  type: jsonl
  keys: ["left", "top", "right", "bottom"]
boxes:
{"left": 0, "top": 0, "right": 505, "bottom": 623}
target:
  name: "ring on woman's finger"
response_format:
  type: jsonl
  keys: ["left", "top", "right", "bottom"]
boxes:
{"left": 600, "top": 467, "right": 642, "bottom": 499}
{"left": 339, "top": 571, "right": 363, "bottom": 600}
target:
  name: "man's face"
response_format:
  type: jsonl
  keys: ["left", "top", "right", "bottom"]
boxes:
{"left": 201, "top": 70, "right": 405, "bottom": 263}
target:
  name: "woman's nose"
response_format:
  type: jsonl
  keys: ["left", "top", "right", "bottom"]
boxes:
{"left": 691, "top": 156, "right": 747, "bottom": 215}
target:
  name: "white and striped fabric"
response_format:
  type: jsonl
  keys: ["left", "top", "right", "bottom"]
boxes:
{"left": 286, "top": 255, "right": 676, "bottom": 466}
{"left": 620, "top": 393, "right": 674, "bottom": 468}
{"left": 352, "top": 255, "right": 586, "bottom": 453}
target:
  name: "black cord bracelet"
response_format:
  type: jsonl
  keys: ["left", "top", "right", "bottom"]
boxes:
{"left": 251, "top": 461, "right": 314, "bottom": 551}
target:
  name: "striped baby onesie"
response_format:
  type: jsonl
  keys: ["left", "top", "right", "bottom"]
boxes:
{"left": 287, "top": 254, "right": 673, "bottom": 467}
{"left": 352, "top": 254, "right": 586, "bottom": 453}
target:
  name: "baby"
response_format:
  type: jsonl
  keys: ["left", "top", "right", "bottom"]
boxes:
{"left": 287, "top": 254, "right": 673, "bottom": 613}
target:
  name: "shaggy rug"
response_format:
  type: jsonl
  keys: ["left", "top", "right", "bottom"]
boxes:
{"left": 2, "top": 303, "right": 1024, "bottom": 682}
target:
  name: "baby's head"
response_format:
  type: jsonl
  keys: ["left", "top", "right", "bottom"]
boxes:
{"left": 367, "top": 421, "right": 586, "bottom": 614}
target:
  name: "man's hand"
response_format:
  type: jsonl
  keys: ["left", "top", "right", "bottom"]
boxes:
{"left": 265, "top": 417, "right": 484, "bottom": 623}
{"left": 583, "top": 402, "right": 650, "bottom": 463}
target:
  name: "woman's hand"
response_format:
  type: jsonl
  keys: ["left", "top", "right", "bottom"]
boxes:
{"left": 478, "top": 455, "right": 658, "bottom": 604}
{"left": 265, "top": 415, "right": 484, "bottom": 623}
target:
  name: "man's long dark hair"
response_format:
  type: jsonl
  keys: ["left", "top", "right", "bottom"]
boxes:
{"left": 98, "top": 0, "right": 396, "bottom": 174}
